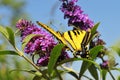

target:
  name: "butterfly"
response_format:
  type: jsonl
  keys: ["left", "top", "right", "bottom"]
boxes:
{"left": 36, "top": 21, "right": 91, "bottom": 58}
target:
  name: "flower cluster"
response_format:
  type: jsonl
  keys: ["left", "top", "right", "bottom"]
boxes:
{"left": 59, "top": 0, "right": 94, "bottom": 31}
{"left": 16, "top": 19, "right": 70, "bottom": 66}
{"left": 100, "top": 60, "right": 109, "bottom": 69}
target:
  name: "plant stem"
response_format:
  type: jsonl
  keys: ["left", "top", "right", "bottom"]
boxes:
{"left": 55, "top": 67, "right": 63, "bottom": 80}
{"left": 14, "top": 47, "right": 50, "bottom": 80}
{"left": 108, "top": 70, "right": 115, "bottom": 80}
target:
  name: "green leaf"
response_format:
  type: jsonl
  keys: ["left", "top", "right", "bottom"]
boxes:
{"left": 22, "top": 34, "right": 43, "bottom": 51}
{"left": 0, "top": 26, "right": 9, "bottom": 39}
{"left": 62, "top": 66, "right": 78, "bottom": 79}
{"left": 88, "top": 64, "right": 99, "bottom": 80}
{"left": 89, "top": 45, "right": 103, "bottom": 60}
{"left": 0, "top": 50, "right": 18, "bottom": 55}
{"left": 33, "top": 76, "right": 42, "bottom": 80}
{"left": 101, "top": 70, "right": 107, "bottom": 80}
{"left": 79, "top": 45, "right": 103, "bottom": 79}
{"left": 79, "top": 61, "right": 91, "bottom": 79}
{"left": 10, "top": 69, "right": 42, "bottom": 77}
{"left": 111, "top": 45, "right": 120, "bottom": 56}
{"left": 91, "top": 22, "right": 100, "bottom": 36}
{"left": 0, "top": 26, "right": 15, "bottom": 46}
{"left": 68, "top": 71, "right": 78, "bottom": 79}
{"left": 6, "top": 27, "right": 15, "bottom": 46}
{"left": 48, "top": 44, "right": 65, "bottom": 75}
{"left": 88, "top": 22, "right": 100, "bottom": 43}
{"left": 51, "top": 70, "right": 64, "bottom": 79}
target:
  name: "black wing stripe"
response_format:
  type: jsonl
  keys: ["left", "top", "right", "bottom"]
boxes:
{"left": 73, "top": 30, "right": 77, "bottom": 35}
{"left": 82, "top": 32, "right": 89, "bottom": 45}
{"left": 68, "top": 31, "right": 73, "bottom": 40}
{"left": 77, "top": 30, "right": 80, "bottom": 35}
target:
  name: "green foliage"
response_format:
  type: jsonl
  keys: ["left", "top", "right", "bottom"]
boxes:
{"left": 88, "top": 64, "right": 98, "bottom": 80}
{"left": 48, "top": 44, "right": 65, "bottom": 75}
{"left": 79, "top": 45, "right": 103, "bottom": 79}
{"left": 0, "top": 50, "right": 18, "bottom": 55}
{"left": 111, "top": 41, "right": 120, "bottom": 56}
{"left": 102, "top": 70, "right": 107, "bottom": 80}
{"left": 91, "top": 22, "right": 100, "bottom": 36}
{"left": 0, "top": 26, "right": 15, "bottom": 46}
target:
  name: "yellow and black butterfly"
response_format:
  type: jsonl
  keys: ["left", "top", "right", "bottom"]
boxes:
{"left": 36, "top": 21, "right": 91, "bottom": 58}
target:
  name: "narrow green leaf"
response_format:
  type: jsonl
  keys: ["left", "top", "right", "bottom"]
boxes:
{"left": 51, "top": 70, "right": 64, "bottom": 79}
{"left": 33, "top": 76, "right": 42, "bottom": 80}
{"left": 62, "top": 65, "right": 78, "bottom": 79}
{"left": 79, "top": 45, "right": 103, "bottom": 79}
{"left": 0, "top": 26, "right": 9, "bottom": 39}
{"left": 48, "top": 44, "right": 65, "bottom": 75}
{"left": 10, "top": 69, "right": 42, "bottom": 77}
{"left": 68, "top": 71, "right": 78, "bottom": 79}
{"left": 0, "top": 50, "right": 18, "bottom": 55}
{"left": 6, "top": 27, "right": 15, "bottom": 46}
{"left": 91, "top": 22, "right": 100, "bottom": 36}
{"left": 88, "top": 22, "right": 100, "bottom": 44}
{"left": 89, "top": 45, "right": 103, "bottom": 60}
{"left": 22, "top": 34, "right": 43, "bottom": 51}
{"left": 88, "top": 64, "right": 99, "bottom": 80}
{"left": 102, "top": 70, "right": 107, "bottom": 80}
{"left": 79, "top": 61, "right": 91, "bottom": 78}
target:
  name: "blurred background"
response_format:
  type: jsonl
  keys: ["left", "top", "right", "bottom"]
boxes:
{"left": 0, "top": 0, "right": 120, "bottom": 80}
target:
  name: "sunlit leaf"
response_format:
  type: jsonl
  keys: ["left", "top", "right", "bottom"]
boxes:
{"left": 6, "top": 27, "right": 15, "bottom": 46}
{"left": 111, "top": 45, "right": 120, "bottom": 56}
{"left": 88, "top": 64, "right": 98, "bottom": 80}
{"left": 22, "top": 34, "right": 43, "bottom": 51}
{"left": 48, "top": 44, "right": 65, "bottom": 75}
{"left": 0, "top": 50, "right": 18, "bottom": 55}
{"left": 89, "top": 45, "right": 103, "bottom": 60}
{"left": 0, "top": 26, "right": 15, "bottom": 46}
{"left": 91, "top": 22, "right": 100, "bottom": 36}
{"left": 0, "top": 26, "right": 9, "bottom": 39}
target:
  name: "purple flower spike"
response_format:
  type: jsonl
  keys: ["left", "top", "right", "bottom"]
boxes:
{"left": 59, "top": 0, "right": 94, "bottom": 31}
{"left": 16, "top": 19, "right": 57, "bottom": 54}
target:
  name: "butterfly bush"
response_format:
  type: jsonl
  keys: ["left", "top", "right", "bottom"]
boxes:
{"left": 59, "top": 0, "right": 94, "bottom": 31}
{"left": 59, "top": 0, "right": 117, "bottom": 70}
{"left": 16, "top": 19, "right": 70, "bottom": 66}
